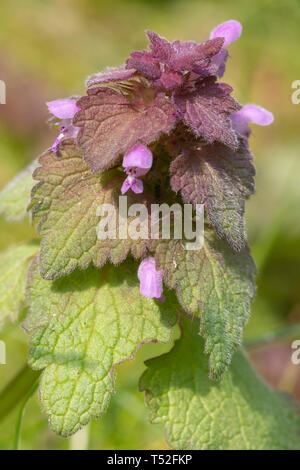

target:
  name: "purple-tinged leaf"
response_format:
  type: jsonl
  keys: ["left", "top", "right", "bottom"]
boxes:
{"left": 169, "top": 38, "right": 224, "bottom": 73}
{"left": 86, "top": 66, "right": 137, "bottom": 88}
{"left": 126, "top": 32, "right": 224, "bottom": 86}
{"left": 126, "top": 52, "right": 161, "bottom": 80}
{"left": 155, "top": 70, "right": 183, "bottom": 89}
{"left": 153, "top": 229, "right": 256, "bottom": 378}
{"left": 174, "top": 77, "right": 240, "bottom": 149}
{"left": 31, "top": 141, "right": 153, "bottom": 280}
{"left": 74, "top": 87, "right": 178, "bottom": 172}
{"left": 170, "top": 141, "right": 255, "bottom": 250}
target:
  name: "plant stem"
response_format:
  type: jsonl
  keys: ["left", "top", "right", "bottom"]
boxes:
{"left": 69, "top": 423, "right": 90, "bottom": 450}
{"left": 0, "top": 364, "right": 41, "bottom": 423}
{"left": 13, "top": 379, "right": 39, "bottom": 450}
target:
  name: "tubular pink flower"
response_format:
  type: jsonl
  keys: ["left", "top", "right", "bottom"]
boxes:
{"left": 47, "top": 99, "right": 80, "bottom": 152}
{"left": 123, "top": 144, "right": 153, "bottom": 176}
{"left": 209, "top": 20, "right": 242, "bottom": 78}
{"left": 210, "top": 20, "right": 242, "bottom": 47}
{"left": 46, "top": 99, "right": 80, "bottom": 119}
{"left": 138, "top": 257, "right": 163, "bottom": 299}
{"left": 121, "top": 145, "right": 153, "bottom": 194}
{"left": 231, "top": 104, "right": 274, "bottom": 138}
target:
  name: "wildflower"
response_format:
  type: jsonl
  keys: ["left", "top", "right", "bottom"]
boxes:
{"left": 138, "top": 257, "right": 163, "bottom": 299}
{"left": 209, "top": 20, "right": 242, "bottom": 77}
{"left": 46, "top": 99, "right": 80, "bottom": 152}
{"left": 121, "top": 144, "right": 153, "bottom": 195}
{"left": 231, "top": 104, "right": 274, "bottom": 138}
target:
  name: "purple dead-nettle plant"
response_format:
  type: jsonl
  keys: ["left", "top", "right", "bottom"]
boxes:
{"left": 45, "top": 19, "right": 274, "bottom": 339}
{"left": 4, "top": 22, "right": 296, "bottom": 451}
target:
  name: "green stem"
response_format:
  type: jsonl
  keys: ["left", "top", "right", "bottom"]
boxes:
{"left": 13, "top": 379, "right": 39, "bottom": 450}
{"left": 69, "top": 423, "right": 90, "bottom": 450}
{"left": 0, "top": 364, "right": 41, "bottom": 423}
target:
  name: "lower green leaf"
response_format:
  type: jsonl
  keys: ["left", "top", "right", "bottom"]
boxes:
{"left": 25, "top": 258, "right": 178, "bottom": 437}
{"left": 140, "top": 318, "right": 300, "bottom": 450}
{"left": 0, "top": 241, "right": 39, "bottom": 331}
{"left": 155, "top": 229, "right": 256, "bottom": 379}
{"left": 0, "top": 159, "right": 38, "bottom": 222}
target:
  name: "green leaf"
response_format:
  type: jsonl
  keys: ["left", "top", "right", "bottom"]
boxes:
{"left": 0, "top": 160, "right": 39, "bottom": 222}
{"left": 25, "top": 258, "right": 178, "bottom": 437}
{"left": 170, "top": 141, "right": 255, "bottom": 251}
{"left": 140, "top": 318, "right": 300, "bottom": 450}
{"left": 154, "top": 229, "right": 256, "bottom": 378}
{"left": 31, "top": 141, "right": 152, "bottom": 280}
{"left": 0, "top": 241, "right": 39, "bottom": 331}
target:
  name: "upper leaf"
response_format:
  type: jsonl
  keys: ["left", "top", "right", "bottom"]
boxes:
{"left": 0, "top": 241, "right": 39, "bottom": 331}
{"left": 86, "top": 66, "right": 137, "bottom": 88}
{"left": 153, "top": 229, "right": 256, "bottom": 378}
{"left": 140, "top": 318, "right": 300, "bottom": 450}
{"left": 0, "top": 159, "right": 39, "bottom": 222}
{"left": 74, "top": 87, "right": 178, "bottom": 172}
{"left": 126, "top": 31, "right": 224, "bottom": 87}
{"left": 170, "top": 141, "right": 255, "bottom": 250}
{"left": 25, "top": 258, "right": 178, "bottom": 437}
{"left": 174, "top": 77, "right": 240, "bottom": 149}
{"left": 31, "top": 140, "right": 152, "bottom": 280}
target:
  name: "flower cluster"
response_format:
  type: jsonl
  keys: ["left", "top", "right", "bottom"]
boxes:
{"left": 46, "top": 20, "right": 274, "bottom": 300}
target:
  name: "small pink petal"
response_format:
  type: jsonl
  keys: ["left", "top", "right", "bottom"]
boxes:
{"left": 62, "top": 124, "right": 80, "bottom": 139}
{"left": 123, "top": 145, "right": 153, "bottom": 172}
{"left": 51, "top": 132, "right": 64, "bottom": 152}
{"left": 121, "top": 175, "right": 143, "bottom": 194}
{"left": 235, "top": 104, "right": 274, "bottom": 126}
{"left": 46, "top": 99, "right": 80, "bottom": 119}
{"left": 138, "top": 257, "right": 163, "bottom": 298}
{"left": 131, "top": 178, "right": 143, "bottom": 194}
{"left": 121, "top": 176, "right": 131, "bottom": 194}
{"left": 210, "top": 20, "right": 242, "bottom": 47}
{"left": 231, "top": 104, "right": 274, "bottom": 138}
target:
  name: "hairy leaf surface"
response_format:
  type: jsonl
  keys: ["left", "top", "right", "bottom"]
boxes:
{"left": 154, "top": 230, "right": 256, "bottom": 378}
{"left": 141, "top": 319, "right": 300, "bottom": 450}
{"left": 32, "top": 141, "right": 152, "bottom": 280}
{"left": 74, "top": 87, "right": 178, "bottom": 172}
{"left": 170, "top": 142, "right": 255, "bottom": 250}
{"left": 174, "top": 78, "right": 240, "bottom": 149}
{"left": 25, "top": 259, "right": 178, "bottom": 437}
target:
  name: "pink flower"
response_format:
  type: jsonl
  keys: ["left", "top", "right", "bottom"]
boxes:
{"left": 46, "top": 99, "right": 80, "bottom": 152}
{"left": 138, "top": 257, "right": 163, "bottom": 299}
{"left": 121, "top": 175, "right": 144, "bottom": 195}
{"left": 231, "top": 104, "right": 274, "bottom": 138}
{"left": 46, "top": 99, "right": 80, "bottom": 119}
{"left": 209, "top": 20, "right": 242, "bottom": 78}
{"left": 121, "top": 144, "right": 153, "bottom": 195}
{"left": 210, "top": 20, "right": 242, "bottom": 47}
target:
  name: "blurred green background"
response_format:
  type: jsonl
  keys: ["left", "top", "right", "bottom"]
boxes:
{"left": 0, "top": 0, "right": 299, "bottom": 450}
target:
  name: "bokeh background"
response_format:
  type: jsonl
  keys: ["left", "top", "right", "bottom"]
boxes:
{"left": 0, "top": 0, "right": 299, "bottom": 450}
